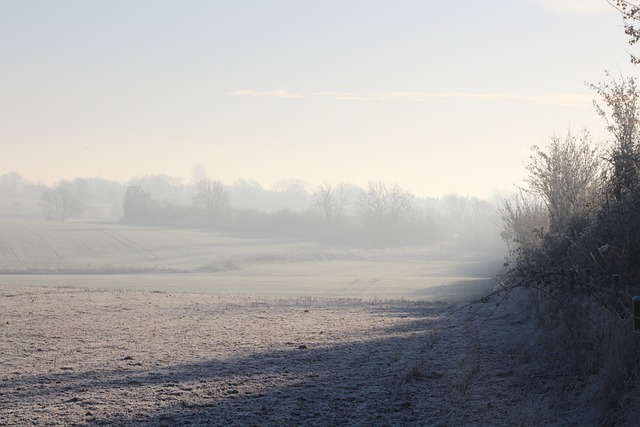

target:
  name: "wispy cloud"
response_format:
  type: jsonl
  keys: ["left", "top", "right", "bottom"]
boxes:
{"left": 227, "top": 89, "right": 303, "bottom": 98}
{"left": 229, "top": 89, "right": 592, "bottom": 106}
{"left": 312, "top": 91, "right": 369, "bottom": 101}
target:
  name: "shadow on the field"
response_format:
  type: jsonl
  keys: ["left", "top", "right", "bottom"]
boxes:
{"left": 409, "top": 278, "right": 496, "bottom": 303}
{"left": 4, "top": 304, "right": 460, "bottom": 426}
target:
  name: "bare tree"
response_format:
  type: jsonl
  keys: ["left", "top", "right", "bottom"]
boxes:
{"left": 193, "top": 177, "right": 230, "bottom": 224}
{"left": 313, "top": 182, "right": 336, "bottom": 229}
{"left": 358, "top": 180, "right": 387, "bottom": 225}
{"left": 312, "top": 183, "right": 350, "bottom": 230}
{"left": 39, "top": 181, "right": 84, "bottom": 220}
{"left": 357, "top": 181, "right": 414, "bottom": 227}
{"left": 386, "top": 183, "right": 414, "bottom": 222}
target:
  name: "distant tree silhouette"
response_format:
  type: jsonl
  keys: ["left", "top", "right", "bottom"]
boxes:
{"left": 0, "top": 171, "right": 26, "bottom": 194}
{"left": 193, "top": 177, "right": 229, "bottom": 225}
{"left": 122, "top": 186, "right": 155, "bottom": 224}
{"left": 313, "top": 183, "right": 350, "bottom": 232}
{"left": 39, "top": 181, "right": 84, "bottom": 220}
{"left": 357, "top": 181, "right": 414, "bottom": 230}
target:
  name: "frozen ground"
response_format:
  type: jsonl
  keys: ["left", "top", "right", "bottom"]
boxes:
{"left": 1, "top": 284, "right": 567, "bottom": 426}
{"left": 0, "top": 219, "right": 503, "bottom": 302}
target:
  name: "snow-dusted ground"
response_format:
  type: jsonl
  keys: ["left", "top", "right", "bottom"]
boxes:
{"left": 0, "top": 284, "right": 564, "bottom": 426}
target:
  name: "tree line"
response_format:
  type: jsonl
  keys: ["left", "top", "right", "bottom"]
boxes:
{"left": 0, "top": 170, "right": 501, "bottom": 248}
{"left": 120, "top": 175, "right": 499, "bottom": 247}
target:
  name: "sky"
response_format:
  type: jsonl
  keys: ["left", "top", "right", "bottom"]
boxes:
{"left": 0, "top": 0, "right": 637, "bottom": 198}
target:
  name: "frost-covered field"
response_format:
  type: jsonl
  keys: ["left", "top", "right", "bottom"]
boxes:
{"left": 1, "top": 219, "right": 625, "bottom": 425}
{"left": 0, "top": 219, "right": 500, "bottom": 301}
{"left": 1, "top": 285, "right": 546, "bottom": 426}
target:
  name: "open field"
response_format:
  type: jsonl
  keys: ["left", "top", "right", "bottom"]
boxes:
{"left": 0, "top": 219, "right": 503, "bottom": 301}
{"left": 1, "top": 220, "right": 630, "bottom": 424}
{"left": 1, "top": 285, "right": 548, "bottom": 426}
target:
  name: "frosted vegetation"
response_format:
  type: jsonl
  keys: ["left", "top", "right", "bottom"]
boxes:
{"left": 495, "top": 72, "right": 640, "bottom": 424}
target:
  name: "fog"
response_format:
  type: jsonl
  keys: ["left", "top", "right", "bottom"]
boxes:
{"left": 0, "top": 170, "right": 506, "bottom": 301}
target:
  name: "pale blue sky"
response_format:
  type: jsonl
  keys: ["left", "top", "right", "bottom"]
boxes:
{"left": 0, "top": 0, "right": 635, "bottom": 197}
